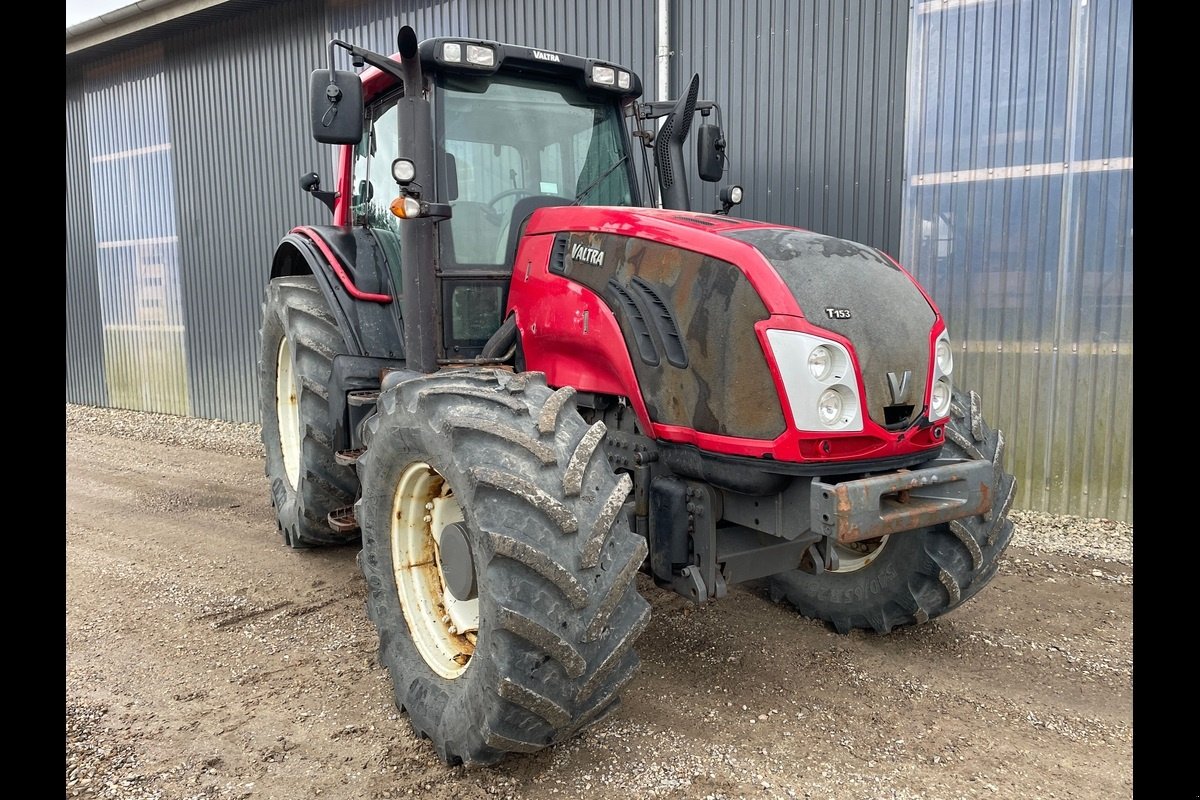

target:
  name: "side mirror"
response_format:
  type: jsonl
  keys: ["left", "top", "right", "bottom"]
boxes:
{"left": 309, "top": 69, "right": 364, "bottom": 144}
{"left": 299, "top": 172, "right": 337, "bottom": 213}
{"left": 696, "top": 123, "right": 726, "bottom": 182}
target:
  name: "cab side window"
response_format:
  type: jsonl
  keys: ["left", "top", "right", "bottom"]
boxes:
{"left": 350, "top": 93, "right": 402, "bottom": 234}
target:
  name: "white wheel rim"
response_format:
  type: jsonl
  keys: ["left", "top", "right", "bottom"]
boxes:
{"left": 830, "top": 535, "right": 890, "bottom": 573}
{"left": 391, "top": 462, "right": 479, "bottom": 679}
{"left": 276, "top": 338, "right": 301, "bottom": 488}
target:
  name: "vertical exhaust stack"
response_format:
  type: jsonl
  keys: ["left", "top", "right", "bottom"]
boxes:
{"left": 654, "top": 74, "right": 700, "bottom": 211}
{"left": 395, "top": 25, "right": 440, "bottom": 373}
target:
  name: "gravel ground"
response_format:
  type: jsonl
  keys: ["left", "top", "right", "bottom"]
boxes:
{"left": 66, "top": 403, "right": 1134, "bottom": 799}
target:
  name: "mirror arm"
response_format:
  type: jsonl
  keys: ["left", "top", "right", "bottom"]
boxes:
{"left": 311, "top": 191, "right": 337, "bottom": 214}
{"left": 421, "top": 202, "right": 452, "bottom": 222}
{"left": 638, "top": 99, "right": 717, "bottom": 120}
{"left": 323, "top": 39, "right": 352, "bottom": 101}
{"left": 329, "top": 38, "right": 407, "bottom": 84}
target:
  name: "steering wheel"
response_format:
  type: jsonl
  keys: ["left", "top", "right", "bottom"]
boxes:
{"left": 487, "top": 188, "right": 539, "bottom": 211}
{"left": 449, "top": 200, "right": 504, "bottom": 226}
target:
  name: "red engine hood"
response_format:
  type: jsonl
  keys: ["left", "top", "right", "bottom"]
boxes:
{"left": 510, "top": 205, "right": 948, "bottom": 465}
{"left": 522, "top": 206, "right": 809, "bottom": 317}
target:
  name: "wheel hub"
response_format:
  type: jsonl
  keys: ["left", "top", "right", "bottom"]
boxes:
{"left": 830, "top": 535, "right": 889, "bottom": 573}
{"left": 437, "top": 522, "right": 477, "bottom": 602}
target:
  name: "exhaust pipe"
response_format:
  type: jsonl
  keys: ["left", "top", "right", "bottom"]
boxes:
{"left": 395, "top": 25, "right": 440, "bottom": 373}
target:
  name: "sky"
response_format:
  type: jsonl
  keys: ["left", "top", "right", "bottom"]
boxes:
{"left": 66, "top": 0, "right": 133, "bottom": 26}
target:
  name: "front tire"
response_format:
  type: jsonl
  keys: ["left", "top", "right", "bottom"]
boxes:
{"left": 769, "top": 389, "right": 1017, "bottom": 634}
{"left": 356, "top": 369, "right": 650, "bottom": 765}
{"left": 258, "top": 275, "right": 359, "bottom": 548}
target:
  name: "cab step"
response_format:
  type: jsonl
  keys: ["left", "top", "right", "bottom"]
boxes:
{"left": 348, "top": 389, "right": 379, "bottom": 406}
{"left": 327, "top": 505, "right": 359, "bottom": 534}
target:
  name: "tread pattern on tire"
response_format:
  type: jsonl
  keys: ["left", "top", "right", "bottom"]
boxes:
{"left": 356, "top": 368, "right": 650, "bottom": 765}
{"left": 770, "top": 387, "right": 1017, "bottom": 633}
{"left": 258, "top": 276, "right": 359, "bottom": 547}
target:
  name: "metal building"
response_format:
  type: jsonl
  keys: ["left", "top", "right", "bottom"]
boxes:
{"left": 65, "top": 0, "right": 1133, "bottom": 523}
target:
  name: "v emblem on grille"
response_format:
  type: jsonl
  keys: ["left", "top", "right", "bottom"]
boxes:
{"left": 887, "top": 370, "right": 912, "bottom": 405}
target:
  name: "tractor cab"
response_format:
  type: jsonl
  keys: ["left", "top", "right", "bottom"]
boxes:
{"left": 304, "top": 30, "right": 734, "bottom": 363}
{"left": 348, "top": 44, "right": 644, "bottom": 256}
{"left": 429, "top": 57, "right": 640, "bottom": 266}
{"left": 305, "top": 33, "right": 647, "bottom": 358}
{"left": 421, "top": 54, "right": 640, "bottom": 356}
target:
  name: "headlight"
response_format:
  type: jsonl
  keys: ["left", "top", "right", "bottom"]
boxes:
{"left": 592, "top": 65, "right": 616, "bottom": 85}
{"left": 936, "top": 336, "right": 953, "bottom": 373}
{"left": 439, "top": 41, "right": 498, "bottom": 69}
{"left": 391, "top": 158, "right": 416, "bottom": 185}
{"left": 765, "top": 329, "right": 862, "bottom": 432}
{"left": 929, "top": 330, "right": 953, "bottom": 420}
{"left": 465, "top": 44, "right": 494, "bottom": 66}
{"left": 807, "top": 345, "right": 833, "bottom": 380}
{"left": 586, "top": 61, "right": 637, "bottom": 93}
{"left": 931, "top": 377, "right": 952, "bottom": 419}
{"left": 817, "top": 388, "right": 844, "bottom": 425}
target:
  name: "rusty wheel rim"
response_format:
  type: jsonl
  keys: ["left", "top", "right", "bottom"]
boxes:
{"left": 390, "top": 462, "right": 479, "bottom": 679}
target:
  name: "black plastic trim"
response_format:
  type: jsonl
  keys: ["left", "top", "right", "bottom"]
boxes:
{"left": 629, "top": 276, "right": 687, "bottom": 368}
{"left": 606, "top": 279, "right": 659, "bottom": 366}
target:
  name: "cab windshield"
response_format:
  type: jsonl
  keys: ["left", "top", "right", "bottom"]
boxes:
{"left": 435, "top": 72, "right": 634, "bottom": 267}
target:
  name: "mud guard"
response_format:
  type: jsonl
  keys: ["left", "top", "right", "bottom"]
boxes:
{"left": 270, "top": 226, "right": 406, "bottom": 360}
{"left": 270, "top": 226, "right": 409, "bottom": 454}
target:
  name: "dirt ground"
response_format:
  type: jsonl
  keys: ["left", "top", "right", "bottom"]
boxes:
{"left": 66, "top": 423, "right": 1133, "bottom": 800}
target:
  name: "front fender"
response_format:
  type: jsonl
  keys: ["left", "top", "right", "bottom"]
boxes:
{"left": 270, "top": 227, "right": 405, "bottom": 360}
{"left": 506, "top": 232, "right": 657, "bottom": 435}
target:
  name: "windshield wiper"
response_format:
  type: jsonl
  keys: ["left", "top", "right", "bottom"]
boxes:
{"left": 572, "top": 154, "right": 630, "bottom": 205}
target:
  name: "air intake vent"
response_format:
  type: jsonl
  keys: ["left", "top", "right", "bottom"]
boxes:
{"left": 607, "top": 279, "right": 659, "bottom": 366}
{"left": 630, "top": 277, "right": 687, "bottom": 368}
{"left": 655, "top": 118, "right": 675, "bottom": 188}
{"left": 549, "top": 233, "right": 570, "bottom": 275}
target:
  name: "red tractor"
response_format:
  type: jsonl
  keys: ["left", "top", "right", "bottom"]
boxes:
{"left": 260, "top": 26, "right": 1016, "bottom": 765}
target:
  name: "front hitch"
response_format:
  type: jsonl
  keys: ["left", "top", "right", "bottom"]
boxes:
{"left": 810, "top": 459, "right": 994, "bottom": 544}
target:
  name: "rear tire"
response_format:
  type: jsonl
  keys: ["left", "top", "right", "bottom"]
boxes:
{"left": 356, "top": 368, "right": 650, "bottom": 765}
{"left": 769, "top": 388, "right": 1016, "bottom": 633}
{"left": 258, "top": 275, "right": 359, "bottom": 548}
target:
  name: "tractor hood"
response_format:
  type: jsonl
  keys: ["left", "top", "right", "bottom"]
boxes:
{"left": 721, "top": 226, "right": 938, "bottom": 433}
{"left": 514, "top": 205, "right": 946, "bottom": 464}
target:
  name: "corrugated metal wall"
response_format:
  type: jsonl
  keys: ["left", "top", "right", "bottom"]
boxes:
{"left": 164, "top": 0, "right": 326, "bottom": 422}
{"left": 76, "top": 44, "right": 192, "bottom": 416}
{"left": 674, "top": 1, "right": 909, "bottom": 252}
{"left": 900, "top": 0, "right": 1133, "bottom": 522}
{"left": 66, "top": 84, "right": 107, "bottom": 409}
